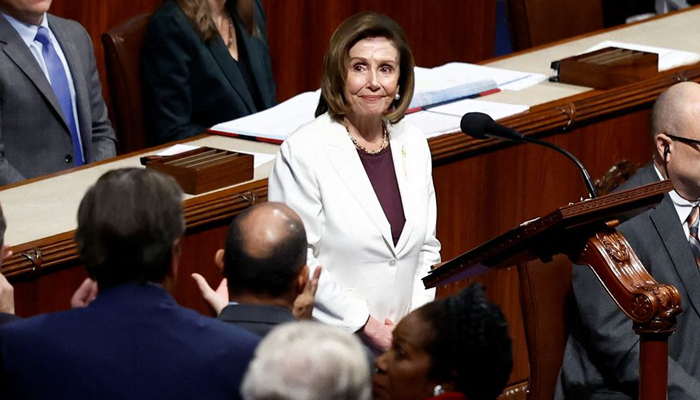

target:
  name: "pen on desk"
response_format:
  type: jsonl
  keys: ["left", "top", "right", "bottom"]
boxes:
{"left": 140, "top": 155, "right": 164, "bottom": 166}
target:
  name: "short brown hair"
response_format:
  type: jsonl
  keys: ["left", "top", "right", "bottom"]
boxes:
{"left": 315, "top": 12, "right": 415, "bottom": 124}
{"left": 76, "top": 168, "right": 185, "bottom": 289}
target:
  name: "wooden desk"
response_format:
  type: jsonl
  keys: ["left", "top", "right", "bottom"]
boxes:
{"left": 2, "top": 6, "right": 700, "bottom": 398}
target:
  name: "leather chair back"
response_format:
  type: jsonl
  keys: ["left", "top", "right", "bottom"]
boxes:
{"left": 101, "top": 14, "right": 150, "bottom": 155}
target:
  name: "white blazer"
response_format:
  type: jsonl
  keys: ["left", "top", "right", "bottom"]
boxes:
{"left": 268, "top": 113, "right": 441, "bottom": 332}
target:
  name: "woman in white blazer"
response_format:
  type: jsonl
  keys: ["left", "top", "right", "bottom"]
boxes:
{"left": 268, "top": 12, "right": 440, "bottom": 352}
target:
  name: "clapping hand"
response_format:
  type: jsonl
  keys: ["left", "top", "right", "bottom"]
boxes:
{"left": 191, "top": 274, "right": 229, "bottom": 315}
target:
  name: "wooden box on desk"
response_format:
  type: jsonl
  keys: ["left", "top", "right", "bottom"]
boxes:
{"left": 556, "top": 47, "right": 658, "bottom": 89}
{"left": 146, "top": 147, "right": 253, "bottom": 195}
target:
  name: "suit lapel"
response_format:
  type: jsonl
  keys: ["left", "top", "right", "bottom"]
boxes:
{"left": 650, "top": 197, "right": 700, "bottom": 318}
{"left": 0, "top": 14, "right": 67, "bottom": 132}
{"left": 389, "top": 122, "right": 415, "bottom": 256}
{"left": 322, "top": 119, "right": 395, "bottom": 253}
{"left": 206, "top": 29, "right": 256, "bottom": 114}
{"left": 233, "top": 14, "right": 270, "bottom": 108}
{"left": 632, "top": 163, "right": 660, "bottom": 186}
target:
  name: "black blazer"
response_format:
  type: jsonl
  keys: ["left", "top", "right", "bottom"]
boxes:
{"left": 218, "top": 303, "right": 295, "bottom": 337}
{"left": 0, "top": 312, "right": 19, "bottom": 327}
{"left": 142, "top": 0, "right": 276, "bottom": 144}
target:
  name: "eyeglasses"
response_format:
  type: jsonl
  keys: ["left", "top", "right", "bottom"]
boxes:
{"left": 667, "top": 134, "right": 700, "bottom": 148}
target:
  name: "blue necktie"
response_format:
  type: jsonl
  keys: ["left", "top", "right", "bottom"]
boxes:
{"left": 34, "top": 26, "right": 84, "bottom": 166}
{"left": 687, "top": 205, "right": 700, "bottom": 268}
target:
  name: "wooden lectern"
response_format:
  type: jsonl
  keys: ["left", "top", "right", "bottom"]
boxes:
{"left": 423, "top": 180, "right": 681, "bottom": 400}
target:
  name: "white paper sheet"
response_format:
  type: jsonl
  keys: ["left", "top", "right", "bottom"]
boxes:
{"left": 404, "top": 111, "right": 463, "bottom": 139}
{"left": 410, "top": 66, "right": 497, "bottom": 108}
{"left": 584, "top": 40, "right": 700, "bottom": 71}
{"left": 156, "top": 144, "right": 199, "bottom": 156}
{"left": 427, "top": 62, "right": 547, "bottom": 92}
{"left": 208, "top": 63, "right": 543, "bottom": 142}
{"left": 210, "top": 91, "right": 320, "bottom": 141}
{"left": 156, "top": 145, "right": 276, "bottom": 168}
{"left": 427, "top": 99, "right": 529, "bottom": 120}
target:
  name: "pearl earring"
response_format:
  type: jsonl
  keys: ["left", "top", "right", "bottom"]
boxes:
{"left": 394, "top": 92, "right": 401, "bottom": 100}
{"left": 433, "top": 384, "right": 445, "bottom": 396}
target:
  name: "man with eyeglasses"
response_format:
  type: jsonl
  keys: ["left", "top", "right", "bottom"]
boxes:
{"left": 557, "top": 81, "right": 700, "bottom": 400}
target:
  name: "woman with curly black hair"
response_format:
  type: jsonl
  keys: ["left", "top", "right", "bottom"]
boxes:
{"left": 372, "top": 283, "right": 513, "bottom": 400}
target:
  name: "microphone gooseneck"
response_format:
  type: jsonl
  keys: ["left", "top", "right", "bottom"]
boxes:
{"left": 460, "top": 112, "right": 598, "bottom": 198}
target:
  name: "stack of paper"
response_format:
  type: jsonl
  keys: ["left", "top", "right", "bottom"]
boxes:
{"left": 408, "top": 99, "right": 529, "bottom": 138}
{"left": 210, "top": 91, "right": 320, "bottom": 143}
{"left": 210, "top": 62, "right": 538, "bottom": 142}
{"left": 410, "top": 66, "right": 496, "bottom": 109}
{"left": 422, "top": 62, "right": 546, "bottom": 92}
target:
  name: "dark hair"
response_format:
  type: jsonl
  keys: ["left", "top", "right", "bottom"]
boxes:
{"left": 177, "top": 0, "right": 259, "bottom": 43}
{"left": 0, "top": 203, "right": 6, "bottom": 250}
{"left": 75, "top": 168, "right": 185, "bottom": 290}
{"left": 315, "top": 11, "right": 415, "bottom": 124}
{"left": 417, "top": 284, "right": 513, "bottom": 400}
{"left": 223, "top": 204, "right": 307, "bottom": 297}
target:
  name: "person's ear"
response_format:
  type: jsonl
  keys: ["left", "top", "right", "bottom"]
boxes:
{"left": 172, "top": 238, "right": 182, "bottom": 255}
{"left": 656, "top": 133, "right": 673, "bottom": 163}
{"left": 295, "top": 264, "right": 310, "bottom": 294}
{"left": 439, "top": 376, "right": 457, "bottom": 393}
{"left": 165, "top": 239, "right": 182, "bottom": 291}
{"left": 0, "top": 245, "right": 11, "bottom": 266}
{"left": 214, "top": 249, "right": 225, "bottom": 271}
{"left": 171, "top": 239, "right": 182, "bottom": 265}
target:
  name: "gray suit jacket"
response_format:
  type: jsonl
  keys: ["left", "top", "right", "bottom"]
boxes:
{"left": 557, "top": 163, "right": 700, "bottom": 399}
{"left": 0, "top": 13, "right": 116, "bottom": 185}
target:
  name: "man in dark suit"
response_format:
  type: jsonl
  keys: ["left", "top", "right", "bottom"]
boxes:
{"left": 557, "top": 81, "right": 700, "bottom": 399}
{"left": 0, "top": 0, "right": 116, "bottom": 185}
{"left": 0, "top": 168, "right": 260, "bottom": 400}
{"left": 193, "top": 202, "right": 320, "bottom": 337}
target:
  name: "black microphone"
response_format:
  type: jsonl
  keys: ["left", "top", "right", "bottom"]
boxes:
{"left": 460, "top": 112, "right": 598, "bottom": 198}
{"left": 460, "top": 111, "right": 525, "bottom": 142}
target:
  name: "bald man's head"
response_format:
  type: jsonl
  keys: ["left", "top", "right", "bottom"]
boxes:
{"left": 652, "top": 82, "right": 700, "bottom": 200}
{"left": 651, "top": 82, "right": 700, "bottom": 165}
{"left": 223, "top": 202, "right": 307, "bottom": 299}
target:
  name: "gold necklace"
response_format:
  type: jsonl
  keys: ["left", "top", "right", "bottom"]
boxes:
{"left": 216, "top": 12, "right": 235, "bottom": 48}
{"left": 345, "top": 120, "right": 389, "bottom": 155}
{"left": 225, "top": 13, "right": 234, "bottom": 48}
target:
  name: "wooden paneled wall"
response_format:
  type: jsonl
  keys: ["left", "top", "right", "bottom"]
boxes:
{"left": 48, "top": 0, "right": 610, "bottom": 103}
{"left": 49, "top": 0, "right": 164, "bottom": 109}
{"left": 260, "top": 0, "right": 498, "bottom": 101}
{"left": 49, "top": 0, "right": 499, "bottom": 106}
{"left": 506, "top": 0, "right": 604, "bottom": 50}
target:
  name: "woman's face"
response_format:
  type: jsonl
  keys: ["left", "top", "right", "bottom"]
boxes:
{"left": 343, "top": 37, "right": 400, "bottom": 121}
{"left": 372, "top": 312, "right": 439, "bottom": 400}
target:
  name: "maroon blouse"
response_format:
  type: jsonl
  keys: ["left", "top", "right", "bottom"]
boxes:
{"left": 357, "top": 144, "right": 406, "bottom": 246}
